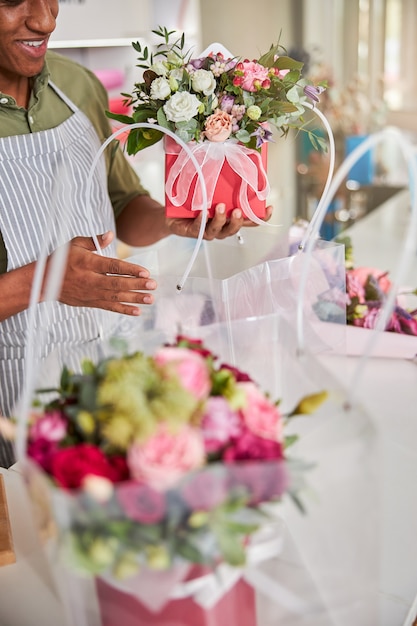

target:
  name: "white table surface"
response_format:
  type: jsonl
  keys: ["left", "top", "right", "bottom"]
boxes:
{"left": 1, "top": 190, "right": 417, "bottom": 626}
{"left": 318, "top": 188, "right": 417, "bottom": 626}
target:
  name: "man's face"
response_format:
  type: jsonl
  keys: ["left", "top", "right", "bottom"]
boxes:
{"left": 0, "top": 0, "right": 58, "bottom": 82}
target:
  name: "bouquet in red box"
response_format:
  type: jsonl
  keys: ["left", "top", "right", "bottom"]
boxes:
{"left": 4, "top": 335, "right": 327, "bottom": 624}
{"left": 107, "top": 26, "right": 326, "bottom": 220}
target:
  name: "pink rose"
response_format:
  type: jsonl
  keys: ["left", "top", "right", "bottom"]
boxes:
{"left": 127, "top": 425, "right": 205, "bottom": 490}
{"left": 203, "top": 110, "right": 233, "bottom": 142}
{"left": 50, "top": 444, "right": 122, "bottom": 490}
{"left": 154, "top": 346, "right": 211, "bottom": 401}
{"left": 29, "top": 410, "right": 67, "bottom": 443}
{"left": 238, "top": 61, "right": 269, "bottom": 92}
{"left": 117, "top": 481, "right": 166, "bottom": 524}
{"left": 201, "top": 396, "right": 242, "bottom": 454}
{"left": 238, "top": 382, "right": 283, "bottom": 441}
{"left": 347, "top": 267, "right": 391, "bottom": 302}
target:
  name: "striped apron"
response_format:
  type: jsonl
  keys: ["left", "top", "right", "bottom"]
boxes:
{"left": 0, "top": 81, "right": 118, "bottom": 466}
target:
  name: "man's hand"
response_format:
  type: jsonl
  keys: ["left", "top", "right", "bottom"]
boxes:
{"left": 167, "top": 203, "right": 274, "bottom": 241}
{"left": 50, "top": 231, "right": 157, "bottom": 316}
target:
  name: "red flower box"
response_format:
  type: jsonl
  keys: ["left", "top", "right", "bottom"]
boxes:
{"left": 96, "top": 575, "right": 257, "bottom": 626}
{"left": 164, "top": 135, "right": 269, "bottom": 220}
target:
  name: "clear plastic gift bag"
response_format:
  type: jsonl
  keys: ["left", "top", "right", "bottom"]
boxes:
{"left": 10, "top": 102, "right": 417, "bottom": 626}
{"left": 19, "top": 310, "right": 380, "bottom": 626}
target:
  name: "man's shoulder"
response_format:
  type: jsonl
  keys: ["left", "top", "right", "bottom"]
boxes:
{"left": 45, "top": 50, "right": 107, "bottom": 105}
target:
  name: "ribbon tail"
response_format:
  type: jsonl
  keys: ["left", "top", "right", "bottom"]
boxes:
{"left": 192, "top": 143, "right": 225, "bottom": 211}
{"left": 225, "top": 145, "right": 270, "bottom": 223}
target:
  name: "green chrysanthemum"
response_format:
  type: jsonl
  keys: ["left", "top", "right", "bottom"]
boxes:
{"left": 97, "top": 352, "right": 201, "bottom": 449}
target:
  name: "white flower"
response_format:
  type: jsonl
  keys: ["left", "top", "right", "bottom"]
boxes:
{"left": 191, "top": 69, "right": 217, "bottom": 96}
{"left": 82, "top": 475, "right": 114, "bottom": 503}
{"left": 150, "top": 77, "right": 171, "bottom": 100}
{"left": 150, "top": 61, "right": 168, "bottom": 76}
{"left": 163, "top": 91, "right": 201, "bottom": 122}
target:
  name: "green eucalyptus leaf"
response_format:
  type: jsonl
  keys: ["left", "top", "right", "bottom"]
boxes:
{"left": 235, "top": 129, "right": 251, "bottom": 143}
{"left": 215, "top": 530, "right": 246, "bottom": 567}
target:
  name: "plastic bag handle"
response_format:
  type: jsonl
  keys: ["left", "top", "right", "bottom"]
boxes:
{"left": 85, "top": 123, "right": 209, "bottom": 292}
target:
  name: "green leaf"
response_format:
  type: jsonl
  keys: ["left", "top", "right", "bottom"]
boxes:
{"left": 105, "top": 110, "right": 134, "bottom": 125}
{"left": 286, "top": 86, "right": 301, "bottom": 104}
{"left": 132, "top": 108, "right": 157, "bottom": 123}
{"left": 81, "top": 359, "right": 96, "bottom": 376}
{"left": 125, "top": 126, "right": 163, "bottom": 155}
{"left": 284, "top": 434, "right": 299, "bottom": 449}
{"left": 79, "top": 380, "right": 98, "bottom": 411}
{"left": 215, "top": 529, "right": 246, "bottom": 567}
{"left": 156, "top": 107, "right": 169, "bottom": 129}
{"left": 60, "top": 365, "right": 71, "bottom": 389}
{"left": 235, "top": 129, "right": 252, "bottom": 143}
{"left": 274, "top": 56, "right": 303, "bottom": 72}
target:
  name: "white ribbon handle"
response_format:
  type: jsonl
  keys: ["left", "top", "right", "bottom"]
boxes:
{"left": 85, "top": 123, "right": 209, "bottom": 292}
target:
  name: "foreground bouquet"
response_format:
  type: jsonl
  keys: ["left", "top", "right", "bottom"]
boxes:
{"left": 107, "top": 26, "right": 327, "bottom": 154}
{"left": 8, "top": 336, "right": 327, "bottom": 579}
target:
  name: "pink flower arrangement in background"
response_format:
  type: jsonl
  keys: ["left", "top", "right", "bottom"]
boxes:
{"left": 5, "top": 335, "right": 328, "bottom": 579}
{"left": 342, "top": 236, "right": 417, "bottom": 334}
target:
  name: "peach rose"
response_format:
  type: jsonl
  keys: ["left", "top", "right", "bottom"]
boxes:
{"left": 203, "top": 109, "right": 233, "bottom": 142}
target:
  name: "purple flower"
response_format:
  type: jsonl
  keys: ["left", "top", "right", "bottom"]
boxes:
{"left": 250, "top": 125, "right": 274, "bottom": 148}
{"left": 188, "top": 57, "right": 206, "bottom": 70}
{"left": 304, "top": 84, "right": 326, "bottom": 103}
{"left": 219, "top": 94, "right": 235, "bottom": 114}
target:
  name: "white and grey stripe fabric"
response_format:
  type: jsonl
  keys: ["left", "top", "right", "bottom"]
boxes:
{"left": 0, "top": 81, "right": 118, "bottom": 467}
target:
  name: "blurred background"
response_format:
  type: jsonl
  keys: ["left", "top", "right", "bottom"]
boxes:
{"left": 51, "top": 0, "right": 414, "bottom": 238}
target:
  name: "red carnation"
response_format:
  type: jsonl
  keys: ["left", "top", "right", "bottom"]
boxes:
{"left": 50, "top": 444, "right": 121, "bottom": 490}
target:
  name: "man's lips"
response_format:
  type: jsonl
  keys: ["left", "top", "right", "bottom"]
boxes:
{"left": 18, "top": 38, "right": 49, "bottom": 58}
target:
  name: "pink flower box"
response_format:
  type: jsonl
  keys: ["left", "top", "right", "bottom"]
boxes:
{"left": 164, "top": 135, "right": 269, "bottom": 220}
{"left": 96, "top": 574, "right": 257, "bottom": 626}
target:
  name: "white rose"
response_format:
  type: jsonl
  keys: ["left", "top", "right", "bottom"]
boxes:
{"left": 163, "top": 91, "right": 201, "bottom": 122}
{"left": 150, "top": 61, "right": 168, "bottom": 76}
{"left": 150, "top": 77, "right": 171, "bottom": 100}
{"left": 191, "top": 69, "right": 217, "bottom": 96}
